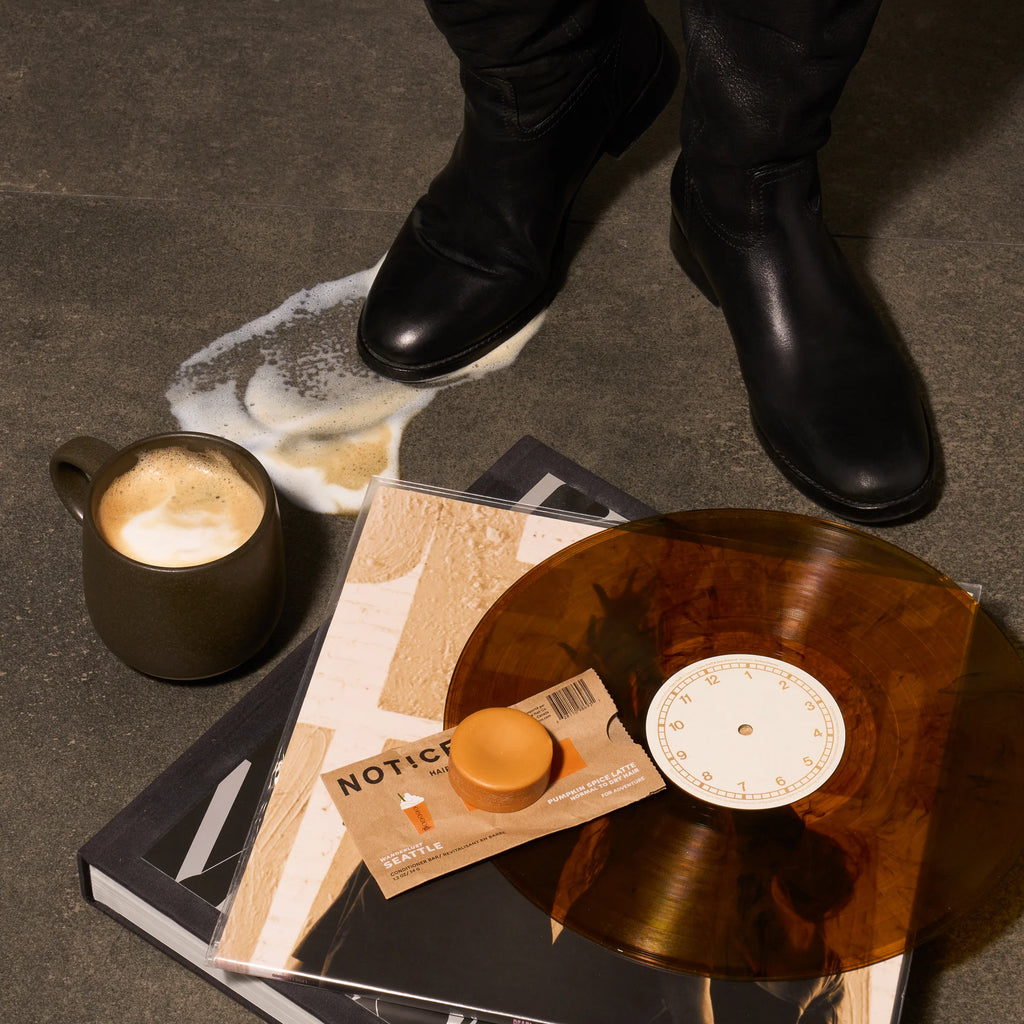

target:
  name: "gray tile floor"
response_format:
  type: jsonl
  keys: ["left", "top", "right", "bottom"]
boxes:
{"left": 3, "top": 1, "right": 1022, "bottom": 1021}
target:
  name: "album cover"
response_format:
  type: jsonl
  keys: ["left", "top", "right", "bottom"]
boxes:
{"left": 209, "top": 451, "right": 909, "bottom": 1023}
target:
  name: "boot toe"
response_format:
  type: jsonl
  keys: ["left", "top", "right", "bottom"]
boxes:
{"left": 752, "top": 396, "right": 935, "bottom": 524}
{"left": 358, "top": 224, "right": 548, "bottom": 382}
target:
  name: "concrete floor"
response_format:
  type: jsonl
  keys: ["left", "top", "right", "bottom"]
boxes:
{"left": 3, "top": 0, "right": 1022, "bottom": 1021}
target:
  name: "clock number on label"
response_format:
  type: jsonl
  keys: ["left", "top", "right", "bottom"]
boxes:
{"left": 668, "top": 720, "right": 685, "bottom": 732}
{"left": 776, "top": 777, "right": 786, "bottom": 786}
{"left": 702, "top": 771, "right": 713, "bottom": 781}
{"left": 803, "top": 756, "right": 814, "bottom": 767}
{"left": 804, "top": 700, "right": 817, "bottom": 712}
{"left": 706, "top": 673, "right": 719, "bottom": 686}
{"left": 675, "top": 750, "right": 687, "bottom": 760}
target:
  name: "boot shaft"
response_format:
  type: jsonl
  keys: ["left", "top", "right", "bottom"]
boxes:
{"left": 679, "top": 0, "right": 883, "bottom": 168}
{"left": 424, "top": 0, "right": 625, "bottom": 131}
{"left": 424, "top": 0, "right": 614, "bottom": 71}
{"left": 416, "top": 0, "right": 677, "bottom": 257}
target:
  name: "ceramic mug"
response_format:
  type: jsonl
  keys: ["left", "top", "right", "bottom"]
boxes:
{"left": 50, "top": 431, "right": 285, "bottom": 680}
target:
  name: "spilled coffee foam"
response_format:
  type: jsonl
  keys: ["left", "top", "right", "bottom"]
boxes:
{"left": 166, "top": 260, "right": 544, "bottom": 514}
{"left": 98, "top": 448, "right": 264, "bottom": 567}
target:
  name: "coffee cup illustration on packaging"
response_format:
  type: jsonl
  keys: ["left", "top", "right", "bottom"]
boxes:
{"left": 400, "top": 792, "right": 434, "bottom": 834}
{"left": 50, "top": 431, "right": 286, "bottom": 681}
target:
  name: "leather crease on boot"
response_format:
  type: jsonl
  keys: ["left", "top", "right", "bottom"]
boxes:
{"left": 670, "top": 154, "right": 936, "bottom": 525}
{"left": 357, "top": 0, "right": 679, "bottom": 383}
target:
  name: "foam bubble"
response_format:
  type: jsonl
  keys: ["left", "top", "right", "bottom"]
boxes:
{"left": 166, "top": 259, "right": 544, "bottom": 514}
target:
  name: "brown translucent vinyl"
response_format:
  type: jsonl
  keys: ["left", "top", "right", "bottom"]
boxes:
{"left": 444, "top": 509, "right": 1024, "bottom": 980}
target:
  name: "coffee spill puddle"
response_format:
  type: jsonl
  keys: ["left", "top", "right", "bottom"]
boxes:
{"left": 166, "top": 261, "right": 544, "bottom": 513}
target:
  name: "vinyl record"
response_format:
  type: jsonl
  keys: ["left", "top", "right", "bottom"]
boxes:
{"left": 444, "top": 509, "right": 1024, "bottom": 980}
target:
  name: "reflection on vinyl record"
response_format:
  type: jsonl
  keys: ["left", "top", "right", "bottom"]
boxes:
{"left": 444, "top": 510, "right": 1024, "bottom": 980}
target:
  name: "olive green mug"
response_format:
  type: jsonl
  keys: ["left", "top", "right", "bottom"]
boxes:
{"left": 50, "top": 431, "right": 285, "bottom": 680}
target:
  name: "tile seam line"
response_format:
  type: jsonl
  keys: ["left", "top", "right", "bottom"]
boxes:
{"left": 0, "top": 187, "right": 1022, "bottom": 251}
{"left": 833, "top": 232, "right": 1024, "bottom": 250}
{"left": 0, "top": 186, "right": 392, "bottom": 218}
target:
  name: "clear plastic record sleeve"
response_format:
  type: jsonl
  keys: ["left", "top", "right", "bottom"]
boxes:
{"left": 207, "top": 439, "right": 909, "bottom": 1024}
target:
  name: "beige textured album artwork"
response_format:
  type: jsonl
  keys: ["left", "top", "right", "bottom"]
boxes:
{"left": 213, "top": 482, "right": 604, "bottom": 973}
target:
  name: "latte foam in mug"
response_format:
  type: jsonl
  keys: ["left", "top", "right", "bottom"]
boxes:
{"left": 97, "top": 447, "right": 264, "bottom": 567}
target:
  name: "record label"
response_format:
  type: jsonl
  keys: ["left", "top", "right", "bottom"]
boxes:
{"left": 645, "top": 654, "right": 846, "bottom": 810}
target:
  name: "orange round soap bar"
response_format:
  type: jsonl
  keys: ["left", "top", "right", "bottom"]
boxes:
{"left": 448, "top": 707, "right": 554, "bottom": 813}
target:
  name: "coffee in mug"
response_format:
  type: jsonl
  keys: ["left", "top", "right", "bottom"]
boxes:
{"left": 50, "top": 432, "right": 286, "bottom": 680}
{"left": 96, "top": 447, "right": 265, "bottom": 567}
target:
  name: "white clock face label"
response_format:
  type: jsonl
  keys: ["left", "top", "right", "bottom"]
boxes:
{"left": 645, "top": 655, "right": 845, "bottom": 810}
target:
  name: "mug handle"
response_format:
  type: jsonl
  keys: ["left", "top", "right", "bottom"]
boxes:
{"left": 50, "top": 436, "right": 117, "bottom": 523}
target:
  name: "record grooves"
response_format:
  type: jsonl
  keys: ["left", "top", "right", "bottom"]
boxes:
{"left": 444, "top": 510, "right": 1024, "bottom": 980}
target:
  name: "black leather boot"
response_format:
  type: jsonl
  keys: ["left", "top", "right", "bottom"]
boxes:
{"left": 671, "top": 0, "right": 935, "bottom": 524}
{"left": 358, "top": 0, "right": 678, "bottom": 381}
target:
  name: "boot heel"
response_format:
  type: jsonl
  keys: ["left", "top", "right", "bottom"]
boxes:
{"left": 604, "top": 25, "right": 680, "bottom": 158}
{"left": 670, "top": 214, "right": 719, "bottom": 307}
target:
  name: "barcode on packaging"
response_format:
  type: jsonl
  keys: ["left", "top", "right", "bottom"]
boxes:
{"left": 548, "top": 676, "right": 596, "bottom": 720}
